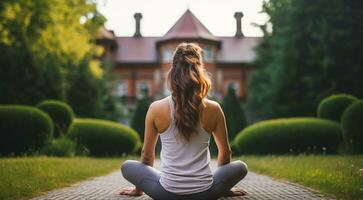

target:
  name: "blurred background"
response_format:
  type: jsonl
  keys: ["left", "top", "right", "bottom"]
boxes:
{"left": 1, "top": 1, "right": 363, "bottom": 199}
{"left": 0, "top": 0, "right": 362, "bottom": 156}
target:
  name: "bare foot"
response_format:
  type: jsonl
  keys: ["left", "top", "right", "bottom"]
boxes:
{"left": 223, "top": 187, "right": 248, "bottom": 197}
{"left": 119, "top": 187, "right": 143, "bottom": 196}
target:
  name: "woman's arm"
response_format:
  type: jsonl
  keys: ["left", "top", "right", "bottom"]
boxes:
{"left": 212, "top": 103, "right": 232, "bottom": 167}
{"left": 140, "top": 102, "right": 159, "bottom": 166}
{"left": 121, "top": 102, "right": 159, "bottom": 195}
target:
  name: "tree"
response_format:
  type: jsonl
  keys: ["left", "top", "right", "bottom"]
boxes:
{"left": 67, "top": 59, "right": 103, "bottom": 118}
{"left": 131, "top": 89, "right": 151, "bottom": 141}
{"left": 97, "top": 58, "right": 125, "bottom": 121}
{"left": 246, "top": 0, "right": 363, "bottom": 121}
{"left": 0, "top": 0, "right": 104, "bottom": 105}
{"left": 221, "top": 85, "right": 247, "bottom": 141}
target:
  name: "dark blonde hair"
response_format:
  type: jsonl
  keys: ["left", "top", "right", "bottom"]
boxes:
{"left": 166, "top": 42, "right": 211, "bottom": 142}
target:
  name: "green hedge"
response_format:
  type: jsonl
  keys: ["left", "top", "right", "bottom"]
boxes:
{"left": 234, "top": 117, "right": 342, "bottom": 155}
{"left": 41, "top": 137, "right": 76, "bottom": 157}
{"left": 317, "top": 94, "right": 357, "bottom": 122}
{"left": 37, "top": 100, "right": 75, "bottom": 137}
{"left": 69, "top": 118, "right": 141, "bottom": 156}
{"left": 341, "top": 100, "right": 363, "bottom": 154}
{"left": 0, "top": 105, "right": 53, "bottom": 156}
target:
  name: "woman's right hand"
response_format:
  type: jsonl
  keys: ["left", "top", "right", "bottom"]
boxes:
{"left": 119, "top": 187, "right": 143, "bottom": 196}
{"left": 223, "top": 187, "right": 248, "bottom": 197}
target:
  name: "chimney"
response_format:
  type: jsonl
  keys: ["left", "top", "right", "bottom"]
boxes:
{"left": 234, "top": 12, "right": 244, "bottom": 38}
{"left": 133, "top": 13, "right": 142, "bottom": 37}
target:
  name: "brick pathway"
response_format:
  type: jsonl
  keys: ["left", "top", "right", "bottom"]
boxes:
{"left": 32, "top": 161, "right": 333, "bottom": 200}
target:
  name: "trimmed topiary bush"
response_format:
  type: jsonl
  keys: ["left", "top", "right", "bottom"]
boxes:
{"left": 37, "top": 100, "right": 75, "bottom": 137}
{"left": 341, "top": 100, "right": 363, "bottom": 154}
{"left": 69, "top": 118, "right": 141, "bottom": 156}
{"left": 0, "top": 105, "right": 53, "bottom": 156}
{"left": 233, "top": 117, "right": 342, "bottom": 155}
{"left": 41, "top": 137, "right": 76, "bottom": 157}
{"left": 317, "top": 94, "right": 357, "bottom": 122}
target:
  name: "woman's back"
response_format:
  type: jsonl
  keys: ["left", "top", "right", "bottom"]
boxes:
{"left": 158, "top": 95, "right": 213, "bottom": 194}
{"left": 120, "top": 43, "right": 248, "bottom": 199}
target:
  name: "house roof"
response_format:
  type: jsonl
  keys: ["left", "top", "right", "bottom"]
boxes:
{"left": 112, "top": 36, "right": 261, "bottom": 64}
{"left": 112, "top": 37, "right": 159, "bottom": 63}
{"left": 105, "top": 9, "right": 262, "bottom": 65}
{"left": 217, "top": 37, "right": 261, "bottom": 63}
{"left": 159, "top": 9, "right": 220, "bottom": 43}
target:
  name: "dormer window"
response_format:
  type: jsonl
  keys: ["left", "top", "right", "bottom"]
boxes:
{"left": 162, "top": 48, "right": 173, "bottom": 63}
{"left": 203, "top": 46, "right": 213, "bottom": 63}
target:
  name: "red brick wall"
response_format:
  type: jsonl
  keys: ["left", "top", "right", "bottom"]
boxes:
{"left": 112, "top": 41, "right": 253, "bottom": 102}
{"left": 113, "top": 66, "right": 156, "bottom": 97}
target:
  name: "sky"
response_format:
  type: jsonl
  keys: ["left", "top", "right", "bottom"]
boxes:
{"left": 96, "top": 0, "right": 268, "bottom": 37}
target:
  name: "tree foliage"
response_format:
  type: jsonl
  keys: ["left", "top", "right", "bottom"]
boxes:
{"left": 246, "top": 0, "right": 363, "bottom": 121}
{"left": 221, "top": 85, "right": 247, "bottom": 141}
{"left": 67, "top": 59, "right": 103, "bottom": 118}
{"left": 131, "top": 89, "right": 151, "bottom": 141}
{"left": 0, "top": 0, "right": 104, "bottom": 105}
{"left": 96, "top": 58, "right": 125, "bottom": 121}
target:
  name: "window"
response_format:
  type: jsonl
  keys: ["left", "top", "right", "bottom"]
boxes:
{"left": 162, "top": 48, "right": 173, "bottom": 63}
{"left": 136, "top": 81, "right": 150, "bottom": 99}
{"left": 203, "top": 47, "right": 213, "bottom": 63}
{"left": 115, "top": 81, "right": 128, "bottom": 97}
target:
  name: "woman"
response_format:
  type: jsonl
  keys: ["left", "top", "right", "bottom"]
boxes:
{"left": 120, "top": 42, "right": 248, "bottom": 200}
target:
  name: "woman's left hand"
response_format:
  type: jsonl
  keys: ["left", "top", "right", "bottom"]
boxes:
{"left": 119, "top": 187, "right": 143, "bottom": 196}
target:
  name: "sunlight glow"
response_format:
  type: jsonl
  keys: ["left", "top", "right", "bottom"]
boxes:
{"left": 97, "top": 0, "right": 268, "bottom": 37}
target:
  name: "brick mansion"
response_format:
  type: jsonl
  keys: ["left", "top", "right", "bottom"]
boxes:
{"left": 98, "top": 9, "right": 261, "bottom": 106}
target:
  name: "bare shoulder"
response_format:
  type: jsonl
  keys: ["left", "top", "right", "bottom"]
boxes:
{"left": 148, "top": 96, "right": 169, "bottom": 112}
{"left": 202, "top": 98, "right": 223, "bottom": 132}
{"left": 148, "top": 97, "right": 170, "bottom": 132}
{"left": 204, "top": 98, "right": 222, "bottom": 112}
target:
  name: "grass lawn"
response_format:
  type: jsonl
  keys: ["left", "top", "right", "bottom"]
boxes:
{"left": 239, "top": 155, "right": 363, "bottom": 199}
{"left": 0, "top": 156, "right": 125, "bottom": 200}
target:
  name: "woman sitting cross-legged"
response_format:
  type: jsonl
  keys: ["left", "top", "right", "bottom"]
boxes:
{"left": 119, "top": 42, "right": 248, "bottom": 200}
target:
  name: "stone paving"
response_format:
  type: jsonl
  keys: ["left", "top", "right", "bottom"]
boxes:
{"left": 32, "top": 161, "right": 333, "bottom": 200}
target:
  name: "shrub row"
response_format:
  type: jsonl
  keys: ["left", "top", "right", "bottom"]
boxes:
{"left": 318, "top": 94, "right": 362, "bottom": 154}
{"left": 0, "top": 105, "right": 53, "bottom": 156}
{"left": 37, "top": 100, "right": 74, "bottom": 138}
{"left": 0, "top": 100, "right": 141, "bottom": 157}
{"left": 233, "top": 93, "right": 362, "bottom": 155}
{"left": 233, "top": 117, "right": 342, "bottom": 155}
{"left": 69, "top": 118, "right": 141, "bottom": 156}
{"left": 41, "top": 137, "right": 76, "bottom": 157}
{"left": 317, "top": 94, "right": 357, "bottom": 122}
{"left": 341, "top": 100, "right": 363, "bottom": 153}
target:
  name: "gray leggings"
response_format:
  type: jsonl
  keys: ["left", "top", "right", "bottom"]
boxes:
{"left": 121, "top": 160, "right": 248, "bottom": 200}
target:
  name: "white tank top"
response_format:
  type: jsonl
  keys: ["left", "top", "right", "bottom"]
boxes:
{"left": 159, "top": 95, "right": 213, "bottom": 195}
